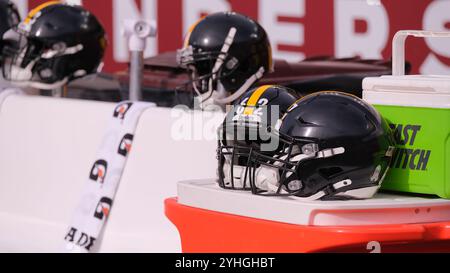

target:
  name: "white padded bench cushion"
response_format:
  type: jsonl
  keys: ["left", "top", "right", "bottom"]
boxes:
{"left": 0, "top": 94, "right": 224, "bottom": 252}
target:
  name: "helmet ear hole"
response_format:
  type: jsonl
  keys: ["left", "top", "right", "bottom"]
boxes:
{"left": 39, "top": 68, "right": 53, "bottom": 79}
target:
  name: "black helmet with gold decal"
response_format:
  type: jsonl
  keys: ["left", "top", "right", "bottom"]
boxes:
{"left": 177, "top": 12, "right": 273, "bottom": 106}
{"left": 2, "top": 1, "right": 107, "bottom": 90}
{"left": 217, "top": 85, "right": 297, "bottom": 190}
{"left": 0, "top": 0, "right": 21, "bottom": 67}
{"left": 224, "top": 91, "right": 396, "bottom": 200}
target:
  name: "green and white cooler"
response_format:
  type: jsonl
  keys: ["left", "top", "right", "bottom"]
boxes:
{"left": 363, "top": 30, "right": 450, "bottom": 199}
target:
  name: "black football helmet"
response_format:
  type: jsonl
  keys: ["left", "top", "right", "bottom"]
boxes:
{"left": 0, "top": 0, "right": 21, "bottom": 66}
{"left": 1, "top": 2, "right": 107, "bottom": 90}
{"left": 220, "top": 91, "right": 396, "bottom": 200}
{"left": 177, "top": 11, "right": 273, "bottom": 107}
{"left": 217, "top": 85, "right": 297, "bottom": 190}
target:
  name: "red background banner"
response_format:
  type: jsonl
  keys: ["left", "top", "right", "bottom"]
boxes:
{"left": 21, "top": 0, "right": 450, "bottom": 74}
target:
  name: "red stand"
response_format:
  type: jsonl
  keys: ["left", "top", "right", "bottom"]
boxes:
{"left": 165, "top": 198, "right": 450, "bottom": 253}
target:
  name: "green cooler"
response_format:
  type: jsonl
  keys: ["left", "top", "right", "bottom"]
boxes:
{"left": 363, "top": 30, "right": 450, "bottom": 199}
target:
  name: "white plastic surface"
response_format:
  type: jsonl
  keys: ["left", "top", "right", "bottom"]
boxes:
{"left": 392, "top": 30, "right": 450, "bottom": 76}
{"left": 178, "top": 180, "right": 450, "bottom": 227}
{"left": 363, "top": 75, "right": 450, "bottom": 108}
{"left": 0, "top": 94, "right": 224, "bottom": 253}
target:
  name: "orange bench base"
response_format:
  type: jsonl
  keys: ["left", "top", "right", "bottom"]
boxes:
{"left": 165, "top": 198, "right": 450, "bottom": 253}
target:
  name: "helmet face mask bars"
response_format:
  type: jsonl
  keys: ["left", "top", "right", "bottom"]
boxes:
{"left": 0, "top": 0, "right": 21, "bottom": 69}
{"left": 177, "top": 11, "right": 272, "bottom": 108}
{"left": 217, "top": 85, "right": 298, "bottom": 191}
{"left": 218, "top": 91, "right": 396, "bottom": 201}
{"left": 178, "top": 27, "right": 237, "bottom": 103}
{"left": 1, "top": 2, "right": 107, "bottom": 90}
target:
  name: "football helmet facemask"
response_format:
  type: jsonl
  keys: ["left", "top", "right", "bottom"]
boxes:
{"left": 1, "top": 2, "right": 107, "bottom": 90}
{"left": 217, "top": 85, "right": 298, "bottom": 190}
{"left": 177, "top": 12, "right": 273, "bottom": 107}
{"left": 0, "top": 0, "right": 21, "bottom": 67}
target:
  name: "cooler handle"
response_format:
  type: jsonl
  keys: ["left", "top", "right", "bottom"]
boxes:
{"left": 392, "top": 30, "right": 450, "bottom": 76}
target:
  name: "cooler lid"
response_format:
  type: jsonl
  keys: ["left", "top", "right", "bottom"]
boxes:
{"left": 363, "top": 75, "right": 450, "bottom": 108}
{"left": 178, "top": 180, "right": 450, "bottom": 227}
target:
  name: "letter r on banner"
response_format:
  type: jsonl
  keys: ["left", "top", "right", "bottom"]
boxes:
{"left": 334, "top": 0, "right": 388, "bottom": 59}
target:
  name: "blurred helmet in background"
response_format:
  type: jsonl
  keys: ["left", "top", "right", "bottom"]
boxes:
{"left": 0, "top": 0, "right": 21, "bottom": 67}
{"left": 2, "top": 2, "right": 107, "bottom": 90}
{"left": 177, "top": 11, "right": 273, "bottom": 107}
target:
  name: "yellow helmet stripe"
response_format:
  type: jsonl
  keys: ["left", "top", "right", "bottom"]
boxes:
{"left": 183, "top": 17, "right": 205, "bottom": 48}
{"left": 24, "top": 1, "right": 61, "bottom": 24}
{"left": 243, "top": 85, "right": 273, "bottom": 115}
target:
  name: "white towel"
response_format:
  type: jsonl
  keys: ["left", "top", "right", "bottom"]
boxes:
{"left": 63, "top": 101, "right": 154, "bottom": 253}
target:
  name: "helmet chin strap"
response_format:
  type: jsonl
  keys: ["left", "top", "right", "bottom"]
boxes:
{"left": 214, "top": 66, "right": 265, "bottom": 105}
{"left": 7, "top": 58, "right": 37, "bottom": 82}
{"left": 199, "top": 66, "right": 265, "bottom": 107}
{"left": 222, "top": 161, "right": 251, "bottom": 190}
{"left": 222, "top": 145, "right": 348, "bottom": 201}
{"left": 195, "top": 80, "right": 222, "bottom": 110}
{"left": 196, "top": 27, "right": 236, "bottom": 108}
{"left": 194, "top": 26, "right": 266, "bottom": 107}
{"left": 11, "top": 76, "right": 69, "bottom": 90}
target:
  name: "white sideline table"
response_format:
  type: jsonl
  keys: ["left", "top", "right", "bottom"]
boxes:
{"left": 178, "top": 180, "right": 450, "bottom": 227}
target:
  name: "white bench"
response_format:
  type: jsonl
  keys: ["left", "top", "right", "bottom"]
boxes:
{"left": 0, "top": 94, "right": 224, "bottom": 252}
